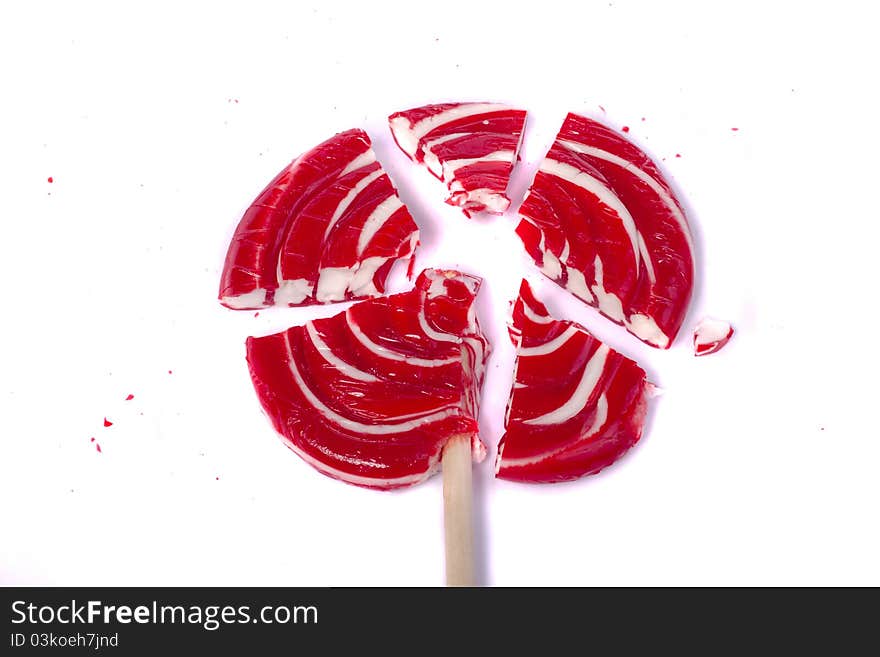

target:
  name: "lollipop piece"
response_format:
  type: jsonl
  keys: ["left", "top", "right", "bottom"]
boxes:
{"left": 496, "top": 280, "right": 651, "bottom": 483}
{"left": 220, "top": 129, "right": 419, "bottom": 309}
{"left": 693, "top": 317, "right": 734, "bottom": 356}
{"left": 516, "top": 113, "right": 695, "bottom": 348}
{"left": 246, "top": 268, "right": 489, "bottom": 490}
{"left": 389, "top": 102, "right": 527, "bottom": 217}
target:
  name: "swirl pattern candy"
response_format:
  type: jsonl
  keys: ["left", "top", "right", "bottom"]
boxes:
{"left": 496, "top": 280, "right": 651, "bottom": 483}
{"left": 246, "top": 269, "right": 489, "bottom": 490}
{"left": 389, "top": 102, "right": 526, "bottom": 217}
{"left": 219, "top": 129, "right": 419, "bottom": 309}
{"left": 516, "top": 113, "right": 695, "bottom": 348}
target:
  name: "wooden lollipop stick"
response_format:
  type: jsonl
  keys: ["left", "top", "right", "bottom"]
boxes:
{"left": 442, "top": 434, "right": 475, "bottom": 586}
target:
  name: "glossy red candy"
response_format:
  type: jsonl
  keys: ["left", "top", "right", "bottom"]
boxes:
{"left": 389, "top": 102, "right": 526, "bottom": 217}
{"left": 516, "top": 113, "right": 695, "bottom": 348}
{"left": 246, "top": 269, "right": 489, "bottom": 490}
{"left": 496, "top": 281, "right": 651, "bottom": 483}
{"left": 219, "top": 129, "right": 418, "bottom": 309}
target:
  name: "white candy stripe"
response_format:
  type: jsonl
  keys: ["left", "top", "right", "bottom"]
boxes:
{"left": 591, "top": 255, "right": 626, "bottom": 323}
{"left": 503, "top": 395, "right": 609, "bottom": 467}
{"left": 537, "top": 223, "right": 546, "bottom": 251}
{"left": 322, "top": 168, "right": 385, "bottom": 241}
{"left": 523, "top": 345, "right": 610, "bottom": 426}
{"left": 422, "top": 134, "right": 470, "bottom": 177}
{"left": 560, "top": 239, "right": 570, "bottom": 262}
{"left": 419, "top": 309, "right": 462, "bottom": 344}
{"left": 316, "top": 256, "right": 391, "bottom": 303}
{"left": 520, "top": 298, "right": 553, "bottom": 324}
{"left": 628, "top": 314, "right": 669, "bottom": 349}
{"left": 518, "top": 324, "right": 579, "bottom": 357}
{"left": 221, "top": 288, "right": 267, "bottom": 309}
{"left": 408, "top": 103, "right": 512, "bottom": 142}
{"left": 389, "top": 116, "right": 421, "bottom": 159}
{"left": 315, "top": 266, "right": 355, "bottom": 303}
{"left": 274, "top": 278, "right": 312, "bottom": 306}
{"left": 556, "top": 140, "right": 695, "bottom": 259}
{"left": 427, "top": 273, "right": 449, "bottom": 298}
{"left": 539, "top": 158, "right": 640, "bottom": 270}
{"left": 346, "top": 255, "right": 386, "bottom": 298}
{"left": 565, "top": 267, "right": 594, "bottom": 304}
{"left": 345, "top": 310, "right": 460, "bottom": 367}
{"left": 637, "top": 232, "right": 657, "bottom": 284}
{"left": 540, "top": 249, "right": 562, "bottom": 280}
{"left": 694, "top": 317, "right": 732, "bottom": 344}
{"left": 356, "top": 195, "right": 404, "bottom": 256}
{"left": 305, "top": 322, "right": 379, "bottom": 382}
{"left": 422, "top": 152, "right": 442, "bottom": 178}
{"left": 341, "top": 149, "right": 376, "bottom": 176}
{"left": 285, "top": 332, "right": 460, "bottom": 435}
{"left": 281, "top": 433, "right": 440, "bottom": 488}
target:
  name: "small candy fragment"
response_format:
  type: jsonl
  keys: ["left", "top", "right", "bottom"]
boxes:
{"left": 693, "top": 317, "right": 734, "bottom": 356}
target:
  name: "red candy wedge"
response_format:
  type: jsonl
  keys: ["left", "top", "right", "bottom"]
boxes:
{"left": 220, "top": 129, "right": 418, "bottom": 309}
{"left": 496, "top": 281, "right": 651, "bottom": 483}
{"left": 389, "top": 102, "right": 526, "bottom": 217}
{"left": 516, "top": 113, "right": 694, "bottom": 348}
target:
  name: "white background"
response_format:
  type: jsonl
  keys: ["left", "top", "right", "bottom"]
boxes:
{"left": 2, "top": 1, "right": 878, "bottom": 586}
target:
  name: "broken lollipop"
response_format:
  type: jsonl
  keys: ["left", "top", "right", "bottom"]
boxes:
{"left": 246, "top": 268, "right": 489, "bottom": 584}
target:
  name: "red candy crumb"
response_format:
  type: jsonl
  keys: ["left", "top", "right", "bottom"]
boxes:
{"left": 47, "top": 177, "right": 54, "bottom": 183}
{"left": 621, "top": 126, "right": 630, "bottom": 133}
{"left": 125, "top": 394, "right": 134, "bottom": 401}
{"left": 103, "top": 418, "right": 113, "bottom": 427}
{"left": 731, "top": 127, "right": 739, "bottom": 131}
